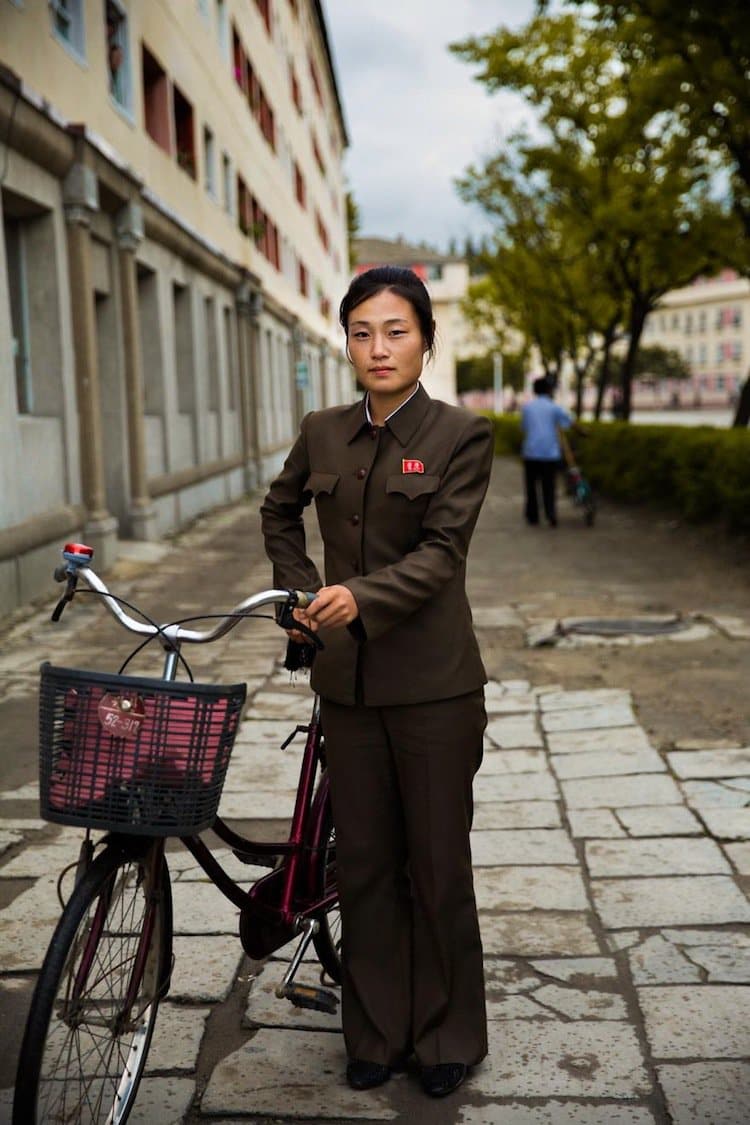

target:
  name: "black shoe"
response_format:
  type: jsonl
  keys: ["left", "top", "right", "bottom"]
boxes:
{"left": 420, "top": 1062, "right": 468, "bottom": 1097}
{"left": 346, "top": 1059, "right": 391, "bottom": 1090}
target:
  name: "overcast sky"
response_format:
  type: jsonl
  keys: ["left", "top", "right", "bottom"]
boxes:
{"left": 324, "top": 0, "right": 537, "bottom": 251}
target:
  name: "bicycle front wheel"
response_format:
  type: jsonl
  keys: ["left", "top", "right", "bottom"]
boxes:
{"left": 310, "top": 780, "right": 342, "bottom": 984}
{"left": 13, "top": 839, "right": 172, "bottom": 1125}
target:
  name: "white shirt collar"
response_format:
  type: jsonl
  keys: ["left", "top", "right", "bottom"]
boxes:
{"left": 364, "top": 382, "right": 421, "bottom": 426}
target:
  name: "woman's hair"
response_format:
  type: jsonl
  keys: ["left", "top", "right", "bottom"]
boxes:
{"left": 339, "top": 266, "right": 436, "bottom": 360}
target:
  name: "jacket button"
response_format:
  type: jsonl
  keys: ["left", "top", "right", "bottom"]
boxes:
{"left": 356, "top": 468, "right": 367, "bottom": 479}
{"left": 351, "top": 514, "right": 360, "bottom": 526}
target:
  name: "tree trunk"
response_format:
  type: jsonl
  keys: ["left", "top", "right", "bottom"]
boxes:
{"left": 621, "top": 303, "right": 648, "bottom": 421}
{"left": 732, "top": 372, "right": 750, "bottom": 427}
{"left": 594, "top": 320, "right": 618, "bottom": 420}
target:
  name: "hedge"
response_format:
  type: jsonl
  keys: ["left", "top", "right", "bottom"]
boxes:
{"left": 486, "top": 413, "right": 750, "bottom": 533}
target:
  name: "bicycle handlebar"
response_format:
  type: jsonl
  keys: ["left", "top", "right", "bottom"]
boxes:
{"left": 53, "top": 542, "right": 317, "bottom": 646}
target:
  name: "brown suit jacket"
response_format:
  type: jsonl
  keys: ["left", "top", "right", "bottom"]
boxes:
{"left": 260, "top": 384, "right": 494, "bottom": 706}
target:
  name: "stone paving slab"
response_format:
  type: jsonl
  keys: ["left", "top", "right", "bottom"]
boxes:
{"left": 591, "top": 876, "right": 750, "bottom": 929}
{"left": 169, "top": 936, "right": 245, "bottom": 1001}
{"left": 561, "top": 774, "right": 683, "bottom": 809}
{"left": 538, "top": 689, "right": 632, "bottom": 712}
{"left": 681, "top": 779, "right": 750, "bottom": 807}
{"left": 585, "top": 837, "right": 731, "bottom": 877}
{"left": 484, "top": 695, "right": 538, "bottom": 714}
{"left": 667, "top": 747, "right": 750, "bottom": 778}
{"left": 546, "top": 726, "right": 654, "bottom": 756}
{"left": 474, "top": 772, "right": 560, "bottom": 803}
{"left": 614, "top": 805, "right": 704, "bottom": 837}
{"left": 656, "top": 1061, "right": 750, "bottom": 1125}
{"left": 479, "top": 912, "right": 600, "bottom": 956}
{"left": 480, "top": 749, "right": 547, "bottom": 775}
{"left": 568, "top": 809, "right": 627, "bottom": 838}
{"left": 473, "top": 801, "right": 561, "bottom": 831}
{"left": 485, "top": 716, "right": 543, "bottom": 749}
{"left": 471, "top": 830, "right": 577, "bottom": 867}
{"left": 459, "top": 1104, "right": 657, "bottom": 1125}
{"left": 551, "top": 747, "right": 665, "bottom": 780}
{"left": 695, "top": 807, "right": 750, "bottom": 839}
{"left": 724, "top": 841, "right": 750, "bottom": 873}
{"left": 0, "top": 830, "right": 23, "bottom": 857}
{"left": 473, "top": 1021, "right": 651, "bottom": 1099}
{"left": 170, "top": 881, "right": 243, "bottom": 934}
{"left": 474, "top": 865, "right": 588, "bottom": 911}
{"left": 146, "top": 1003, "right": 211, "bottom": 1071}
{"left": 624, "top": 934, "right": 702, "bottom": 985}
{"left": 638, "top": 985, "right": 750, "bottom": 1058}
{"left": 541, "top": 703, "right": 637, "bottom": 733}
{"left": 200, "top": 1030, "right": 398, "bottom": 1119}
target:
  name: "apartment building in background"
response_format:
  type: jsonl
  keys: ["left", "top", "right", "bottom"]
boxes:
{"left": 0, "top": 0, "right": 352, "bottom": 616}
{"left": 352, "top": 236, "right": 493, "bottom": 406}
{"left": 639, "top": 270, "right": 750, "bottom": 409}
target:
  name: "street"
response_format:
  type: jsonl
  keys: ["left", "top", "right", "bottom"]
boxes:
{"left": 0, "top": 456, "right": 749, "bottom": 1124}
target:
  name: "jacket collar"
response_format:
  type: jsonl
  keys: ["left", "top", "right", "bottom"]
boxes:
{"left": 345, "top": 383, "right": 432, "bottom": 446}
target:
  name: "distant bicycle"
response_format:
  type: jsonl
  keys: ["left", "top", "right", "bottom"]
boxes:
{"left": 13, "top": 543, "right": 340, "bottom": 1125}
{"left": 560, "top": 431, "right": 596, "bottom": 526}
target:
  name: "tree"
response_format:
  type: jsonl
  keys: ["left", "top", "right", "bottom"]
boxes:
{"left": 346, "top": 190, "right": 360, "bottom": 269}
{"left": 456, "top": 350, "right": 526, "bottom": 395}
{"left": 545, "top": 0, "right": 750, "bottom": 423}
{"left": 452, "top": 10, "right": 735, "bottom": 418}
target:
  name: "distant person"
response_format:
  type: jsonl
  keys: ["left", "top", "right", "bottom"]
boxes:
{"left": 520, "top": 376, "right": 572, "bottom": 527}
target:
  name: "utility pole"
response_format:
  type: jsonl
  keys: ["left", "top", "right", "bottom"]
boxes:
{"left": 493, "top": 352, "right": 504, "bottom": 414}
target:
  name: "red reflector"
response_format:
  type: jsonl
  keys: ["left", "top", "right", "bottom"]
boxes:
{"left": 63, "top": 542, "right": 94, "bottom": 559}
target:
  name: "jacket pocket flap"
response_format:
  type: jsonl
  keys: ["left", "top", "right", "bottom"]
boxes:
{"left": 304, "top": 471, "right": 340, "bottom": 496}
{"left": 386, "top": 474, "right": 440, "bottom": 499}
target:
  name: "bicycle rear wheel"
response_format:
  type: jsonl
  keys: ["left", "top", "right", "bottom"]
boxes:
{"left": 310, "top": 780, "right": 342, "bottom": 984}
{"left": 13, "top": 839, "right": 172, "bottom": 1125}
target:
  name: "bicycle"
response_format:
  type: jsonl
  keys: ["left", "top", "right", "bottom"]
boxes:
{"left": 13, "top": 542, "right": 340, "bottom": 1125}
{"left": 560, "top": 430, "right": 596, "bottom": 526}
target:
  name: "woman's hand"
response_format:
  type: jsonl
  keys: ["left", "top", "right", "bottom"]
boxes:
{"left": 296, "top": 584, "right": 359, "bottom": 631}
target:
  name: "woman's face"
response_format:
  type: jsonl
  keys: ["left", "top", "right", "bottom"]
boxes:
{"left": 346, "top": 289, "right": 427, "bottom": 400}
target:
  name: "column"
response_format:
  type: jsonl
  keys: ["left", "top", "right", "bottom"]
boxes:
{"left": 236, "top": 279, "right": 262, "bottom": 489}
{"left": 116, "top": 201, "right": 158, "bottom": 540}
{"left": 63, "top": 161, "right": 119, "bottom": 565}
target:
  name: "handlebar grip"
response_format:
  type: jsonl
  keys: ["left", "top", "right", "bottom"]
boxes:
{"left": 295, "top": 591, "right": 317, "bottom": 610}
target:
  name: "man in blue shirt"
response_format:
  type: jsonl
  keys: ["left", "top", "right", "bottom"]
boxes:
{"left": 520, "top": 377, "right": 572, "bottom": 526}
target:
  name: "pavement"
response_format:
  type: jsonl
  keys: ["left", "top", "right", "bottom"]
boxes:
{"left": 0, "top": 457, "right": 749, "bottom": 1125}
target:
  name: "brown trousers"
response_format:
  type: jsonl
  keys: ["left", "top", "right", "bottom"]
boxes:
{"left": 320, "top": 691, "right": 488, "bottom": 1068}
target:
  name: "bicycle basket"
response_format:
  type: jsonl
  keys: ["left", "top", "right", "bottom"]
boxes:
{"left": 39, "top": 664, "right": 246, "bottom": 836}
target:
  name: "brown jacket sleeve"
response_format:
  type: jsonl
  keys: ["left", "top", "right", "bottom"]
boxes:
{"left": 260, "top": 413, "right": 323, "bottom": 593}
{"left": 343, "top": 414, "right": 493, "bottom": 641}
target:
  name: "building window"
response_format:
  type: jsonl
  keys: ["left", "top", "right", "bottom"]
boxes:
{"left": 716, "top": 343, "right": 724, "bottom": 364}
{"left": 311, "top": 131, "right": 325, "bottom": 178}
{"left": 733, "top": 307, "right": 743, "bottom": 327}
{"left": 50, "top": 0, "right": 85, "bottom": 58}
{"left": 315, "top": 210, "right": 329, "bottom": 252}
{"left": 203, "top": 125, "right": 216, "bottom": 196}
{"left": 671, "top": 313, "right": 679, "bottom": 330}
{"left": 104, "top": 1, "right": 131, "bottom": 110}
{"left": 4, "top": 216, "right": 32, "bottom": 414}
{"left": 698, "top": 310, "right": 706, "bottom": 333}
{"left": 732, "top": 340, "right": 743, "bottom": 362}
{"left": 699, "top": 344, "right": 707, "bottom": 365}
{"left": 204, "top": 296, "right": 219, "bottom": 411}
{"left": 224, "top": 306, "right": 237, "bottom": 410}
{"left": 222, "top": 152, "right": 233, "bottom": 215}
{"left": 173, "top": 282, "right": 196, "bottom": 415}
{"left": 142, "top": 44, "right": 171, "bottom": 154}
{"left": 684, "top": 312, "right": 692, "bottom": 335}
{"left": 308, "top": 52, "right": 323, "bottom": 107}
{"left": 294, "top": 162, "right": 306, "bottom": 208}
{"left": 237, "top": 174, "right": 251, "bottom": 234}
{"left": 290, "top": 62, "right": 302, "bottom": 113}
{"left": 255, "top": 0, "right": 271, "bottom": 35}
{"left": 298, "top": 259, "right": 308, "bottom": 297}
{"left": 232, "top": 25, "right": 247, "bottom": 91}
{"left": 173, "top": 84, "right": 196, "bottom": 177}
{"left": 216, "top": 0, "right": 229, "bottom": 60}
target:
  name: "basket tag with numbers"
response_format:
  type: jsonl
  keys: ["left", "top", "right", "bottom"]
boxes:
{"left": 98, "top": 692, "right": 145, "bottom": 739}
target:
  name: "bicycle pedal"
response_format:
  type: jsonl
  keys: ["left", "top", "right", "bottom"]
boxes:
{"left": 277, "top": 982, "right": 339, "bottom": 1015}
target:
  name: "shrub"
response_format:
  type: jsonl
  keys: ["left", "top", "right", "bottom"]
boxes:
{"left": 486, "top": 413, "right": 750, "bottom": 532}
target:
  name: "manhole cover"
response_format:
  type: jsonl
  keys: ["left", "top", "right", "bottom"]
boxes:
{"left": 563, "top": 616, "right": 688, "bottom": 637}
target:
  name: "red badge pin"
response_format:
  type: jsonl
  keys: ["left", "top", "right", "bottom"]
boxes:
{"left": 402, "top": 459, "right": 424, "bottom": 474}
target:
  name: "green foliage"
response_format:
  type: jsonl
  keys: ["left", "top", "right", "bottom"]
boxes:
{"left": 346, "top": 191, "right": 360, "bottom": 269}
{"left": 487, "top": 413, "right": 523, "bottom": 456}
{"left": 573, "top": 422, "right": 750, "bottom": 531}
{"left": 456, "top": 350, "right": 526, "bottom": 394}
{"left": 593, "top": 344, "right": 691, "bottom": 387}
{"left": 487, "top": 411, "right": 750, "bottom": 531}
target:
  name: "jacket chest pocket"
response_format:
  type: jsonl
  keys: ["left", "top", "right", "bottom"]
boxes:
{"left": 304, "top": 472, "right": 340, "bottom": 500}
{"left": 385, "top": 474, "right": 440, "bottom": 502}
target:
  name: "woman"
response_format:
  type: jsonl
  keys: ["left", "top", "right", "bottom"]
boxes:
{"left": 261, "top": 266, "right": 494, "bottom": 1098}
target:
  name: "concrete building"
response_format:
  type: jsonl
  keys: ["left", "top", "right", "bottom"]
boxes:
{"left": 0, "top": 0, "right": 352, "bottom": 617}
{"left": 353, "top": 236, "right": 490, "bottom": 405}
{"left": 639, "top": 270, "right": 750, "bottom": 409}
